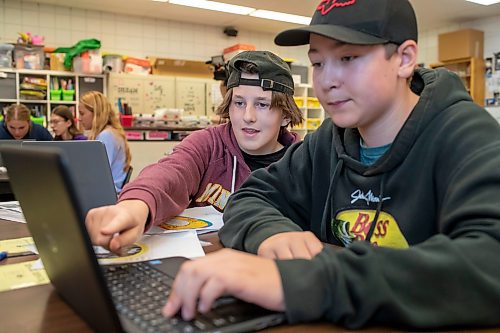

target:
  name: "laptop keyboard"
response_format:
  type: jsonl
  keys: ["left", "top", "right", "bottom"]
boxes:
{"left": 103, "top": 261, "right": 256, "bottom": 333}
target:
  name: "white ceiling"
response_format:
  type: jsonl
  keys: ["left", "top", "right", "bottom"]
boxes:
{"left": 22, "top": 0, "right": 500, "bottom": 34}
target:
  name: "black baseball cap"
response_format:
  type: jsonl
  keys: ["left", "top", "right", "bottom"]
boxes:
{"left": 226, "top": 50, "right": 294, "bottom": 95}
{"left": 275, "top": 0, "right": 418, "bottom": 46}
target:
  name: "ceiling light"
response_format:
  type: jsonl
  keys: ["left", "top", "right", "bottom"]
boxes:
{"left": 465, "top": 0, "right": 500, "bottom": 5}
{"left": 250, "top": 10, "right": 311, "bottom": 25}
{"left": 168, "top": 0, "right": 255, "bottom": 15}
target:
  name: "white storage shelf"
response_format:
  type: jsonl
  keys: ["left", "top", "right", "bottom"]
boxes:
{"left": 0, "top": 68, "right": 106, "bottom": 127}
{"left": 292, "top": 83, "right": 325, "bottom": 138}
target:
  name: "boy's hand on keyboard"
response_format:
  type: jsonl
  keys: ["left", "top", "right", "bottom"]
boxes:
{"left": 85, "top": 200, "right": 149, "bottom": 254}
{"left": 257, "top": 231, "right": 323, "bottom": 260}
{"left": 162, "top": 248, "right": 284, "bottom": 321}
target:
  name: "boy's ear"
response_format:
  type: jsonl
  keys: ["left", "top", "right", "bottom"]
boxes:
{"left": 397, "top": 40, "right": 418, "bottom": 80}
{"left": 281, "top": 117, "right": 291, "bottom": 127}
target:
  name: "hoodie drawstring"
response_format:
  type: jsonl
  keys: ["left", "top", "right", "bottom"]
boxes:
{"left": 320, "top": 158, "right": 344, "bottom": 242}
{"left": 365, "top": 173, "right": 387, "bottom": 243}
{"left": 231, "top": 155, "right": 237, "bottom": 193}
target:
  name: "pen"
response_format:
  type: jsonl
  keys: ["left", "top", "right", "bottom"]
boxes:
{"left": 0, "top": 251, "right": 36, "bottom": 261}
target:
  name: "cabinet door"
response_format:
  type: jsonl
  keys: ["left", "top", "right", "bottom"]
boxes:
{"left": 175, "top": 78, "right": 206, "bottom": 116}
{"left": 78, "top": 76, "right": 105, "bottom": 99}
{"left": 143, "top": 76, "right": 175, "bottom": 112}
{"left": 107, "top": 74, "right": 144, "bottom": 114}
{"left": 0, "top": 72, "right": 17, "bottom": 99}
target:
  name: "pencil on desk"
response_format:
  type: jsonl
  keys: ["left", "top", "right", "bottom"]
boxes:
{"left": 0, "top": 251, "right": 37, "bottom": 261}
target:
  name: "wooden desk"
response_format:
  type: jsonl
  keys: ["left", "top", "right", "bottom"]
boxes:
{"left": 0, "top": 219, "right": 497, "bottom": 333}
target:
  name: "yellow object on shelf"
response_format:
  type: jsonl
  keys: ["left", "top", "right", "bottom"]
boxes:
{"left": 307, "top": 118, "right": 322, "bottom": 130}
{"left": 293, "top": 97, "right": 305, "bottom": 108}
{"left": 307, "top": 97, "right": 321, "bottom": 108}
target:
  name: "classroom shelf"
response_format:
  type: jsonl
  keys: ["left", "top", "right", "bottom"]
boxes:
{"left": 0, "top": 68, "right": 106, "bottom": 126}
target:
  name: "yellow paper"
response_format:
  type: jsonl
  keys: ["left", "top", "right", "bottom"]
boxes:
{"left": 0, "top": 260, "right": 49, "bottom": 292}
{"left": 0, "top": 237, "right": 35, "bottom": 254}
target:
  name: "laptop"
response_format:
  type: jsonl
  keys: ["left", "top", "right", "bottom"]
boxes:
{"left": 1, "top": 146, "right": 286, "bottom": 333}
{"left": 0, "top": 140, "right": 30, "bottom": 169}
{"left": 23, "top": 140, "right": 118, "bottom": 215}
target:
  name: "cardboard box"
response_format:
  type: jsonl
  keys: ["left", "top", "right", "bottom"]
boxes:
{"left": 438, "top": 29, "right": 484, "bottom": 62}
{"left": 223, "top": 43, "right": 256, "bottom": 60}
{"left": 152, "top": 58, "right": 212, "bottom": 78}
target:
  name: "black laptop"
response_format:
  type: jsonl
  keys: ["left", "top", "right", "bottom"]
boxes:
{"left": 23, "top": 140, "right": 118, "bottom": 215}
{"left": 0, "top": 140, "right": 30, "bottom": 169}
{"left": 1, "top": 146, "right": 286, "bottom": 333}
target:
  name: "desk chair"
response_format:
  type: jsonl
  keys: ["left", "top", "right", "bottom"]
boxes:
{"left": 122, "top": 166, "right": 133, "bottom": 188}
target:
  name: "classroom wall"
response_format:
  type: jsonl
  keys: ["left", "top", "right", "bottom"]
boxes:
{"left": 1, "top": 0, "right": 500, "bottom": 68}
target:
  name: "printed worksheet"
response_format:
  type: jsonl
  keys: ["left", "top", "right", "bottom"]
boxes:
{"left": 96, "top": 230, "right": 204, "bottom": 265}
{"left": 0, "top": 201, "right": 26, "bottom": 223}
{"left": 149, "top": 206, "right": 223, "bottom": 235}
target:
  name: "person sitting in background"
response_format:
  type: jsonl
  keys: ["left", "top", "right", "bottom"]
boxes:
{"left": 51, "top": 105, "right": 87, "bottom": 141}
{"left": 0, "top": 104, "right": 52, "bottom": 140}
{"left": 85, "top": 50, "right": 303, "bottom": 254}
{"left": 78, "top": 91, "right": 131, "bottom": 193}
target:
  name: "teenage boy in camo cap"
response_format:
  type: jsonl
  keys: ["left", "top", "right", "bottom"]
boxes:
{"left": 164, "top": 0, "right": 500, "bottom": 329}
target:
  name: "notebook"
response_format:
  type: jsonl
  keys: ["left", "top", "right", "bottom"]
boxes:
{"left": 1, "top": 146, "right": 286, "bottom": 333}
{"left": 23, "top": 140, "right": 118, "bottom": 215}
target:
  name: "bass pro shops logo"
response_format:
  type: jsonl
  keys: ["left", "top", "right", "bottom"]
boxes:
{"left": 317, "top": 0, "right": 356, "bottom": 15}
{"left": 331, "top": 210, "right": 409, "bottom": 249}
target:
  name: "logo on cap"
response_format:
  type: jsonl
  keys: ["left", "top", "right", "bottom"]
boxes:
{"left": 317, "top": 0, "right": 356, "bottom": 15}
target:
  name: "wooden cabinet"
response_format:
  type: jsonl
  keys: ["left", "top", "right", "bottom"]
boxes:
{"left": 0, "top": 69, "right": 106, "bottom": 126}
{"left": 430, "top": 57, "right": 485, "bottom": 106}
{"left": 107, "top": 73, "right": 218, "bottom": 116}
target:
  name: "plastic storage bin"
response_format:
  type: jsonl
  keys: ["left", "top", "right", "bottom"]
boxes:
{"left": 123, "top": 57, "right": 151, "bottom": 75}
{"left": 14, "top": 44, "right": 44, "bottom": 69}
{"left": 119, "top": 114, "right": 134, "bottom": 128}
{"left": 31, "top": 116, "right": 45, "bottom": 126}
{"left": 62, "top": 90, "right": 75, "bottom": 101}
{"left": 0, "top": 44, "right": 14, "bottom": 68}
{"left": 307, "top": 97, "right": 321, "bottom": 108}
{"left": 50, "top": 89, "right": 62, "bottom": 101}
{"left": 103, "top": 54, "right": 123, "bottom": 73}
{"left": 50, "top": 53, "right": 66, "bottom": 71}
{"left": 72, "top": 50, "right": 103, "bottom": 74}
{"left": 293, "top": 97, "right": 305, "bottom": 108}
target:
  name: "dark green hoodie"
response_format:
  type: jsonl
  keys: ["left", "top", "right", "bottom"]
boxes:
{"left": 220, "top": 68, "right": 500, "bottom": 329}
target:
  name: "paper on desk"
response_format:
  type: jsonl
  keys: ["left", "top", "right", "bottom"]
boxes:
{"left": 0, "top": 201, "right": 26, "bottom": 223}
{"left": 149, "top": 206, "right": 223, "bottom": 235}
{"left": 0, "top": 236, "right": 36, "bottom": 254}
{"left": 96, "top": 230, "right": 204, "bottom": 265}
{"left": 0, "top": 259, "right": 49, "bottom": 292}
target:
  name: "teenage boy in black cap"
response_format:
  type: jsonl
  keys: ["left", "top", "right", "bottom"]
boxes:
{"left": 85, "top": 50, "right": 302, "bottom": 253}
{"left": 164, "top": 0, "right": 500, "bottom": 329}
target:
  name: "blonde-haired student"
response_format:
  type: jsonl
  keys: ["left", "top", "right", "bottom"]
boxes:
{"left": 78, "top": 91, "right": 131, "bottom": 192}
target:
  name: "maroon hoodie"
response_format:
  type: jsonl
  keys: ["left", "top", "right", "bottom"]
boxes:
{"left": 119, "top": 122, "right": 299, "bottom": 227}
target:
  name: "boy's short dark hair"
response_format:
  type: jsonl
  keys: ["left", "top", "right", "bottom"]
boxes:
{"left": 275, "top": 0, "right": 417, "bottom": 46}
